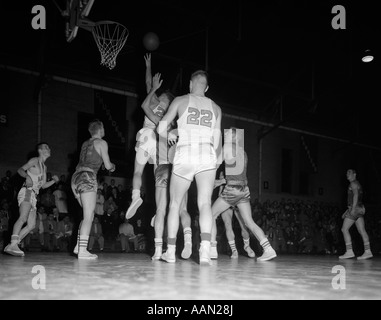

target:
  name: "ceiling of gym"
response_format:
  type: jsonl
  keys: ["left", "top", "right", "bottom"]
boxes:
{"left": 2, "top": 0, "right": 379, "bottom": 147}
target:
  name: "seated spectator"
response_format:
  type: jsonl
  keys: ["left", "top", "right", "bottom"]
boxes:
{"left": 40, "top": 211, "right": 53, "bottom": 252}
{"left": 0, "top": 199, "right": 10, "bottom": 251}
{"left": 53, "top": 183, "right": 69, "bottom": 220}
{"left": 298, "top": 225, "right": 313, "bottom": 253}
{"left": 104, "top": 195, "right": 118, "bottom": 216}
{"left": 40, "top": 188, "right": 56, "bottom": 214}
{"left": 134, "top": 219, "right": 148, "bottom": 252}
{"left": 89, "top": 216, "right": 104, "bottom": 252}
{"left": 266, "top": 226, "right": 275, "bottom": 248}
{"left": 52, "top": 207, "right": 60, "bottom": 223}
{"left": 94, "top": 189, "right": 105, "bottom": 219}
{"left": 274, "top": 223, "right": 286, "bottom": 253}
{"left": 103, "top": 195, "right": 120, "bottom": 246}
{"left": 117, "top": 184, "right": 128, "bottom": 212}
{"left": 314, "top": 227, "right": 329, "bottom": 254}
{"left": 37, "top": 207, "right": 48, "bottom": 251}
{"left": 57, "top": 215, "right": 73, "bottom": 251}
{"left": 135, "top": 219, "right": 147, "bottom": 236}
{"left": 46, "top": 213, "right": 59, "bottom": 252}
{"left": 23, "top": 219, "right": 40, "bottom": 252}
{"left": 118, "top": 218, "right": 138, "bottom": 253}
{"left": 284, "top": 226, "right": 297, "bottom": 253}
{"left": 107, "top": 179, "right": 117, "bottom": 198}
{"left": 0, "top": 170, "right": 15, "bottom": 203}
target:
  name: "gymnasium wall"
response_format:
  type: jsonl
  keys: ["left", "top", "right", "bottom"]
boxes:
{"left": 0, "top": 70, "right": 139, "bottom": 180}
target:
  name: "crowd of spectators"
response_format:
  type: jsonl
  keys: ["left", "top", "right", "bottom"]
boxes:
{"left": 0, "top": 170, "right": 147, "bottom": 254}
{"left": 215, "top": 198, "right": 381, "bottom": 256}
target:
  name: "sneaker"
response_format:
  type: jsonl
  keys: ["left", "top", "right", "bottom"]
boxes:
{"left": 199, "top": 242, "right": 211, "bottom": 265}
{"left": 357, "top": 251, "right": 373, "bottom": 260}
{"left": 210, "top": 246, "right": 218, "bottom": 259}
{"left": 339, "top": 251, "right": 355, "bottom": 259}
{"left": 230, "top": 250, "right": 239, "bottom": 259}
{"left": 161, "top": 249, "right": 176, "bottom": 263}
{"left": 78, "top": 250, "right": 98, "bottom": 260}
{"left": 125, "top": 197, "right": 143, "bottom": 220}
{"left": 181, "top": 242, "right": 192, "bottom": 259}
{"left": 4, "top": 243, "right": 25, "bottom": 257}
{"left": 244, "top": 246, "right": 256, "bottom": 258}
{"left": 73, "top": 243, "right": 79, "bottom": 254}
{"left": 258, "top": 248, "right": 277, "bottom": 261}
{"left": 152, "top": 247, "right": 162, "bottom": 260}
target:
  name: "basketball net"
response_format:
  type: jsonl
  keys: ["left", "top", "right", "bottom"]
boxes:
{"left": 92, "top": 21, "right": 129, "bottom": 70}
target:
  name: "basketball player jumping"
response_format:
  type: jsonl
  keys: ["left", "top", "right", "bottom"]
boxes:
{"left": 4, "top": 143, "right": 59, "bottom": 257}
{"left": 125, "top": 53, "right": 174, "bottom": 220}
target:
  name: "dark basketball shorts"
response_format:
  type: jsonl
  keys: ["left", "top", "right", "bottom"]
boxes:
{"left": 155, "top": 164, "right": 170, "bottom": 188}
{"left": 71, "top": 170, "right": 98, "bottom": 199}
{"left": 220, "top": 184, "right": 250, "bottom": 207}
{"left": 342, "top": 205, "right": 366, "bottom": 221}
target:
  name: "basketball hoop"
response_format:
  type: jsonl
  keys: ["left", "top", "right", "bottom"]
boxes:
{"left": 92, "top": 21, "right": 129, "bottom": 70}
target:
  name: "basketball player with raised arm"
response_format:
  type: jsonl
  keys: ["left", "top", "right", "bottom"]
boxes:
{"left": 136, "top": 65, "right": 193, "bottom": 261}
{"left": 4, "top": 143, "right": 59, "bottom": 256}
{"left": 125, "top": 53, "right": 174, "bottom": 220}
{"left": 339, "top": 169, "right": 373, "bottom": 260}
{"left": 71, "top": 120, "right": 115, "bottom": 259}
{"left": 158, "top": 70, "right": 222, "bottom": 265}
{"left": 210, "top": 128, "right": 277, "bottom": 261}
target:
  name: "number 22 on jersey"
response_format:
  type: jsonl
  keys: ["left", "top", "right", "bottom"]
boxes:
{"left": 186, "top": 107, "right": 212, "bottom": 128}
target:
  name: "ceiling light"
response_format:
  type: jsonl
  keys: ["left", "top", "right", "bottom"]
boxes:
{"left": 362, "top": 49, "right": 374, "bottom": 63}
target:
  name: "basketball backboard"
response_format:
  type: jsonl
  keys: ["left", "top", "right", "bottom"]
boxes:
{"left": 65, "top": 0, "right": 95, "bottom": 42}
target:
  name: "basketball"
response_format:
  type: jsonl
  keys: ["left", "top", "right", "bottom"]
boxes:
{"left": 143, "top": 32, "right": 160, "bottom": 51}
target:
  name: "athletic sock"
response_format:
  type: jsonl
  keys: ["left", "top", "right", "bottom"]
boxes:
{"left": 260, "top": 238, "right": 271, "bottom": 251}
{"left": 345, "top": 242, "right": 353, "bottom": 252}
{"left": 11, "top": 235, "right": 19, "bottom": 245}
{"left": 79, "top": 235, "right": 89, "bottom": 253}
{"left": 154, "top": 238, "right": 163, "bottom": 248}
{"left": 132, "top": 189, "right": 140, "bottom": 200}
{"left": 228, "top": 240, "right": 237, "bottom": 253}
{"left": 184, "top": 227, "right": 192, "bottom": 243}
